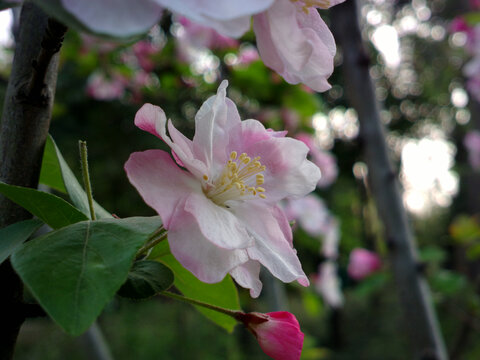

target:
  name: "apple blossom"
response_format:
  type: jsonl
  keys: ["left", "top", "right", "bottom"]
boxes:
{"left": 236, "top": 311, "right": 304, "bottom": 360}
{"left": 347, "top": 248, "right": 382, "bottom": 280}
{"left": 253, "top": 0, "right": 345, "bottom": 92}
{"left": 57, "top": 0, "right": 344, "bottom": 92}
{"left": 125, "top": 81, "right": 320, "bottom": 297}
{"left": 314, "top": 261, "right": 343, "bottom": 308}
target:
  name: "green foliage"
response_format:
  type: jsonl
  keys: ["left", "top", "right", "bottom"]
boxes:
{"left": 39, "top": 135, "right": 67, "bottom": 193}
{"left": 157, "top": 253, "right": 240, "bottom": 333}
{"left": 11, "top": 216, "right": 162, "bottom": 335}
{"left": 0, "top": 219, "right": 43, "bottom": 265}
{"left": 42, "top": 135, "right": 112, "bottom": 219}
{"left": 118, "top": 260, "right": 174, "bottom": 299}
{"left": 0, "top": 181, "right": 88, "bottom": 229}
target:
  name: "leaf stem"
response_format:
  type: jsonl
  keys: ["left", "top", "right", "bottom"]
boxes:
{"left": 135, "top": 227, "right": 167, "bottom": 259}
{"left": 161, "top": 291, "right": 242, "bottom": 318}
{"left": 79, "top": 141, "right": 95, "bottom": 221}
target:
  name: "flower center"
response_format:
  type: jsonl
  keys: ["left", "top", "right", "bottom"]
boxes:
{"left": 203, "top": 151, "right": 267, "bottom": 206}
{"left": 291, "top": 0, "right": 331, "bottom": 13}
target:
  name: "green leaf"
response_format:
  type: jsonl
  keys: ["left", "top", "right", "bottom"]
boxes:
{"left": 158, "top": 253, "right": 240, "bottom": 333}
{"left": 39, "top": 135, "right": 67, "bottom": 193}
{"left": 465, "top": 12, "right": 480, "bottom": 26}
{"left": 0, "top": 219, "right": 43, "bottom": 265}
{"left": 0, "top": 182, "right": 89, "bottom": 229}
{"left": 46, "top": 135, "right": 112, "bottom": 219}
{"left": 11, "top": 216, "right": 163, "bottom": 335}
{"left": 118, "top": 260, "right": 174, "bottom": 299}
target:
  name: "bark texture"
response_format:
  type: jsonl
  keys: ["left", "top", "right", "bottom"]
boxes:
{"left": 0, "top": 4, "right": 65, "bottom": 359}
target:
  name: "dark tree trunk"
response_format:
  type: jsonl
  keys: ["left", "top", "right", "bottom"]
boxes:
{"left": 0, "top": 3, "right": 66, "bottom": 358}
{"left": 330, "top": 1, "right": 448, "bottom": 359}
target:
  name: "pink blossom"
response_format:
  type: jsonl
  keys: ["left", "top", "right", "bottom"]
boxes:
{"left": 283, "top": 194, "right": 333, "bottom": 237}
{"left": 314, "top": 261, "right": 343, "bottom": 308}
{"left": 253, "top": 0, "right": 345, "bottom": 92}
{"left": 176, "top": 16, "right": 239, "bottom": 50}
{"left": 86, "top": 71, "right": 127, "bottom": 101}
{"left": 125, "top": 81, "right": 320, "bottom": 297}
{"left": 347, "top": 248, "right": 382, "bottom": 280}
{"left": 133, "top": 41, "right": 163, "bottom": 72}
{"left": 296, "top": 133, "right": 338, "bottom": 188}
{"left": 237, "top": 46, "right": 260, "bottom": 66}
{"left": 464, "top": 130, "right": 480, "bottom": 170}
{"left": 237, "top": 311, "right": 304, "bottom": 360}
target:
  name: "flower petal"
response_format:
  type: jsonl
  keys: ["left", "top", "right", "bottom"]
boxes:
{"left": 253, "top": 0, "right": 336, "bottom": 92}
{"left": 233, "top": 203, "right": 308, "bottom": 286}
{"left": 61, "top": 0, "right": 163, "bottom": 37}
{"left": 168, "top": 199, "right": 249, "bottom": 283}
{"left": 134, "top": 103, "right": 208, "bottom": 179}
{"left": 124, "top": 150, "right": 200, "bottom": 228}
{"left": 230, "top": 260, "right": 262, "bottom": 298}
{"left": 193, "top": 80, "right": 241, "bottom": 176}
{"left": 237, "top": 133, "right": 320, "bottom": 202}
{"left": 184, "top": 192, "right": 253, "bottom": 249}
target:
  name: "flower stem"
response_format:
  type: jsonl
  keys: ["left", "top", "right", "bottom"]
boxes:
{"left": 161, "top": 291, "right": 242, "bottom": 318}
{"left": 135, "top": 226, "right": 167, "bottom": 259}
{"left": 79, "top": 140, "right": 96, "bottom": 221}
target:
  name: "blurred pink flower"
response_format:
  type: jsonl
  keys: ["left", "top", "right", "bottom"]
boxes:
{"left": 253, "top": 0, "right": 345, "bottom": 92}
{"left": 133, "top": 41, "right": 163, "bottom": 72}
{"left": 464, "top": 130, "right": 480, "bottom": 170}
{"left": 86, "top": 71, "right": 127, "bottom": 101}
{"left": 296, "top": 133, "right": 338, "bottom": 188}
{"left": 314, "top": 261, "right": 343, "bottom": 308}
{"left": 125, "top": 81, "right": 320, "bottom": 297}
{"left": 60, "top": 0, "right": 342, "bottom": 92}
{"left": 283, "top": 194, "right": 338, "bottom": 243}
{"left": 347, "top": 248, "right": 382, "bottom": 280}
{"left": 237, "top": 311, "right": 304, "bottom": 360}
{"left": 177, "top": 16, "right": 239, "bottom": 50}
{"left": 237, "top": 46, "right": 260, "bottom": 65}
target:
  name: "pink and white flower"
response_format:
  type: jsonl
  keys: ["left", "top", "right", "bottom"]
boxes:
{"left": 58, "top": 0, "right": 343, "bottom": 92}
{"left": 347, "top": 248, "right": 382, "bottom": 280}
{"left": 314, "top": 261, "right": 343, "bottom": 308}
{"left": 125, "top": 81, "right": 320, "bottom": 297}
{"left": 237, "top": 311, "right": 304, "bottom": 360}
{"left": 253, "top": 0, "right": 345, "bottom": 92}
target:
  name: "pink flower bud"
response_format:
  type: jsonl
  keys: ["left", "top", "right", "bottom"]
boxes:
{"left": 237, "top": 311, "right": 304, "bottom": 360}
{"left": 347, "top": 248, "right": 382, "bottom": 280}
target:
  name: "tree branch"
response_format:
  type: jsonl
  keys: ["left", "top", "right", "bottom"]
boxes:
{"left": 330, "top": 1, "right": 448, "bottom": 359}
{"left": 0, "top": 3, "right": 66, "bottom": 359}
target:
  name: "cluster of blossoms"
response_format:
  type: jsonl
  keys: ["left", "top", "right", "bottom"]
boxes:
{"left": 125, "top": 81, "right": 320, "bottom": 298}
{"left": 82, "top": 37, "right": 163, "bottom": 102}
{"left": 451, "top": 1, "right": 480, "bottom": 102}
{"left": 61, "top": 0, "right": 345, "bottom": 92}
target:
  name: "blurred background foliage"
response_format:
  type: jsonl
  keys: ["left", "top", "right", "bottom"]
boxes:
{"left": 2, "top": 0, "right": 480, "bottom": 359}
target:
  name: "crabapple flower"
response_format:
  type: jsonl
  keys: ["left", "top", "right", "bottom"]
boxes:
{"left": 86, "top": 71, "right": 127, "bottom": 101}
{"left": 237, "top": 311, "right": 304, "bottom": 360}
{"left": 347, "top": 248, "right": 382, "bottom": 280}
{"left": 253, "top": 0, "right": 345, "bottom": 92}
{"left": 125, "top": 81, "right": 320, "bottom": 297}
{"left": 314, "top": 261, "right": 343, "bottom": 308}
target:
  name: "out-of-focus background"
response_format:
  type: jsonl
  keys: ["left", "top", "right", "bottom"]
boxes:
{"left": 2, "top": 0, "right": 480, "bottom": 358}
